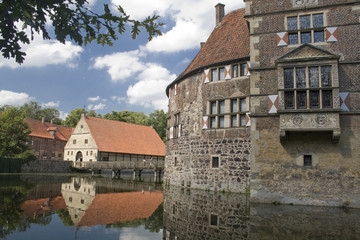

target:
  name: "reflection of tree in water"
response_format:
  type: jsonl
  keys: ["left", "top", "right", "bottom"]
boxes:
{"left": 0, "top": 188, "right": 27, "bottom": 238}
{"left": 56, "top": 208, "right": 74, "bottom": 226}
{"left": 106, "top": 203, "right": 163, "bottom": 232}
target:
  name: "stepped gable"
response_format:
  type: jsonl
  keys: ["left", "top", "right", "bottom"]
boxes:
{"left": 84, "top": 116, "right": 165, "bottom": 156}
{"left": 26, "top": 118, "right": 73, "bottom": 141}
{"left": 167, "top": 8, "right": 250, "bottom": 94}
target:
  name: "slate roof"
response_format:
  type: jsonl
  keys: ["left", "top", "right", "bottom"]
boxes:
{"left": 166, "top": 8, "right": 250, "bottom": 95}
{"left": 78, "top": 191, "right": 163, "bottom": 226}
{"left": 84, "top": 116, "right": 166, "bottom": 156}
{"left": 26, "top": 118, "right": 73, "bottom": 141}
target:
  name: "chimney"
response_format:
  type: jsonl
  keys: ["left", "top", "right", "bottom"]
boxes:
{"left": 200, "top": 42, "right": 206, "bottom": 49}
{"left": 42, "top": 117, "right": 45, "bottom": 124}
{"left": 215, "top": 3, "right": 225, "bottom": 27}
{"left": 50, "top": 119, "right": 53, "bottom": 125}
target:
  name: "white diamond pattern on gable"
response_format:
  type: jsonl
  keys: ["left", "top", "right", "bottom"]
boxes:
{"left": 325, "top": 27, "right": 338, "bottom": 42}
{"left": 276, "top": 32, "right": 288, "bottom": 46}
{"left": 340, "top": 92, "right": 350, "bottom": 111}
{"left": 246, "top": 113, "right": 251, "bottom": 127}
{"left": 202, "top": 116, "right": 209, "bottom": 129}
{"left": 268, "top": 95, "right": 279, "bottom": 113}
{"left": 225, "top": 65, "right": 231, "bottom": 79}
{"left": 204, "top": 69, "right": 210, "bottom": 83}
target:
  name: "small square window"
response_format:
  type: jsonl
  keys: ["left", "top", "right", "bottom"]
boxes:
{"left": 73, "top": 139, "right": 76, "bottom": 144}
{"left": 304, "top": 155, "right": 312, "bottom": 167}
{"left": 232, "top": 65, "right": 239, "bottom": 78}
{"left": 210, "top": 117, "right": 216, "bottom": 128}
{"left": 211, "top": 69, "right": 218, "bottom": 82}
{"left": 240, "top": 63, "right": 247, "bottom": 76}
{"left": 212, "top": 157, "right": 219, "bottom": 168}
{"left": 313, "top": 14, "right": 324, "bottom": 28}
{"left": 231, "top": 99, "right": 238, "bottom": 112}
{"left": 240, "top": 98, "right": 247, "bottom": 112}
{"left": 300, "top": 15, "right": 310, "bottom": 29}
{"left": 219, "top": 67, "right": 225, "bottom": 80}
{"left": 85, "top": 139, "right": 88, "bottom": 144}
{"left": 288, "top": 33, "right": 298, "bottom": 45}
{"left": 240, "top": 115, "right": 246, "bottom": 126}
{"left": 301, "top": 32, "right": 311, "bottom": 44}
{"left": 314, "top": 31, "right": 324, "bottom": 43}
{"left": 210, "top": 214, "right": 218, "bottom": 226}
{"left": 218, "top": 116, "right": 224, "bottom": 128}
{"left": 174, "top": 157, "right": 177, "bottom": 166}
{"left": 219, "top": 100, "right": 225, "bottom": 114}
{"left": 211, "top": 101, "right": 217, "bottom": 114}
{"left": 287, "top": 16, "right": 298, "bottom": 30}
{"left": 231, "top": 115, "right": 238, "bottom": 127}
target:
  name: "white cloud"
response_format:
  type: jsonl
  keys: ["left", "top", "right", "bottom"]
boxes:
{"left": 0, "top": 26, "right": 83, "bottom": 69}
{"left": 0, "top": 90, "right": 33, "bottom": 106}
{"left": 111, "top": 96, "right": 126, "bottom": 104}
{"left": 42, "top": 101, "right": 60, "bottom": 108}
{"left": 88, "top": 103, "right": 106, "bottom": 111}
{"left": 127, "top": 63, "right": 175, "bottom": 110}
{"left": 59, "top": 111, "right": 69, "bottom": 120}
{"left": 118, "top": 226, "right": 162, "bottom": 240}
{"left": 91, "top": 50, "right": 146, "bottom": 82}
{"left": 113, "top": 0, "right": 244, "bottom": 53}
{"left": 88, "top": 96, "right": 101, "bottom": 102}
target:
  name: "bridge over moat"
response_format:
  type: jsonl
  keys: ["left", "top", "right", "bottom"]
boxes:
{"left": 73, "top": 159, "right": 164, "bottom": 180}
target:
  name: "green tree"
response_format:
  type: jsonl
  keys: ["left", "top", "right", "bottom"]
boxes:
{"left": 63, "top": 108, "right": 102, "bottom": 127}
{"left": 19, "top": 101, "right": 62, "bottom": 125}
{"left": 0, "top": 107, "right": 31, "bottom": 157}
{"left": 0, "top": 0, "right": 163, "bottom": 64}
{"left": 104, "top": 110, "right": 150, "bottom": 125}
{"left": 149, "top": 110, "right": 167, "bottom": 143}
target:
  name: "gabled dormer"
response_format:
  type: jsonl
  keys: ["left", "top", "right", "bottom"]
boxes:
{"left": 275, "top": 44, "right": 341, "bottom": 143}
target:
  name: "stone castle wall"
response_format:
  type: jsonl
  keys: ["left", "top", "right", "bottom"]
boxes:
{"left": 165, "top": 69, "right": 251, "bottom": 193}
{"left": 246, "top": 0, "right": 360, "bottom": 207}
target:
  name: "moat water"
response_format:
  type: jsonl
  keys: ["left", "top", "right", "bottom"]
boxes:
{"left": 1, "top": 173, "right": 359, "bottom": 240}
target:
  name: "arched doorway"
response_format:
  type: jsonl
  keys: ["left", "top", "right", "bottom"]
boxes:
{"left": 76, "top": 151, "right": 83, "bottom": 162}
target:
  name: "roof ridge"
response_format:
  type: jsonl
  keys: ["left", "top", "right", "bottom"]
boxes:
{"left": 86, "top": 115, "right": 153, "bottom": 129}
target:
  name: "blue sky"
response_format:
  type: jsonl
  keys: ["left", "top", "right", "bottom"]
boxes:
{"left": 0, "top": 0, "right": 244, "bottom": 119}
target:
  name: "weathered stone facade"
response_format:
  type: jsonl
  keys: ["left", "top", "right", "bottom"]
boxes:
{"left": 166, "top": 1, "right": 360, "bottom": 207}
{"left": 245, "top": 0, "right": 360, "bottom": 207}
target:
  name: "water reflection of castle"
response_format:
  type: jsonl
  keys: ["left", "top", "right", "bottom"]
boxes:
{"left": 61, "top": 177, "right": 163, "bottom": 227}
{"left": 163, "top": 186, "right": 360, "bottom": 240}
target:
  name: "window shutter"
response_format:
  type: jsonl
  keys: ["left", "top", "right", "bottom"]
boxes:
{"left": 178, "top": 124, "right": 182, "bottom": 137}
{"left": 169, "top": 127, "right": 174, "bottom": 139}
{"left": 276, "top": 32, "right": 288, "bottom": 46}
{"left": 204, "top": 69, "right": 210, "bottom": 83}
{"left": 268, "top": 95, "right": 279, "bottom": 113}
{"left": 340, "top": 92, "right": 350, "bottom": 111}
{"left": 246, "top": 62, "right": 251, "bottom": 76}
{"left": 225, "top": 65, "right": 231, "bottom": 79}
{"left": 246, "top": 113, "right": 251, "bottom": 127}
{"left": 202, "top": 116, "right": 209, "bottom": 129}
{"left": 325, "top": 27, "right": 338, "bottom": 42}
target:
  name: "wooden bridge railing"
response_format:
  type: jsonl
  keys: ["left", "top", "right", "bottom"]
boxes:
{"left": 74, "top": 159, "right": 164, "bottom": 171}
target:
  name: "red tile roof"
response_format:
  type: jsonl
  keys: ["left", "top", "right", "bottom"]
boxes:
{"left": 85, "top": 116, "right": 165, "bottom": 156}
{"left": 21, "top": 196, "right": 66, "bottom": 218}
{"left": 78, "top": 191, "right": 163, "bottom": 226}
{"left": 166, "top": 8, "right": 250, "bottom": 95}
{"left": 26, "top": 118, "right": 73, "bottom": 141}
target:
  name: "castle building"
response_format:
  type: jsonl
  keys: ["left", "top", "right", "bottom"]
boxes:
{"left": 165, "top": 1, "right": 360, "bottom": 207}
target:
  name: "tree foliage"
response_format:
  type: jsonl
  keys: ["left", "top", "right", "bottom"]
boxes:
{"left": 20, "top": 101, "right": 62, "bottom": 125}
{"left": 63, "top": 108, "right": 101, "bottom": 127}
{"left": 0, "top": 0, "right": 163, "bottom": 64}
{"left": 104, "top": 110, "right": 150, "bottom": 126}
{"left": 0, "top": 107, "right": 31, "bottom": 157}
{"left": 149, "top": 110, "right": 167, "bottom": 143}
